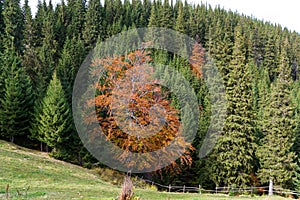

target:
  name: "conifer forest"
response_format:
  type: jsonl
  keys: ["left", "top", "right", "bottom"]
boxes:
{"left": 2, "top": 0, "right": 300, "bottom": 192}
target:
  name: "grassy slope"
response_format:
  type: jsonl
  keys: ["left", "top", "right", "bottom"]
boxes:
{"left": 0, "top": 140, "right": 288, "bottom": 200}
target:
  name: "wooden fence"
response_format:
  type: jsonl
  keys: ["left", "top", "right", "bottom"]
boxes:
{"left": 136, "top": 177, "right": 300, "bottom": 196}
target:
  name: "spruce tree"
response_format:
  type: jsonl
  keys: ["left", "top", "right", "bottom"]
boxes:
{"left": 3, "top": 0, "right": 23, "bottom": 53}
{"left": 22, "top": 0, "right": 43, "bottom": 88}
{"left": 56, "top": 36, "right": 87, "bottom": 163}
{"left": 57, "top": 36, "right": 85, "bottom": 103}
{"left": 159, "top": 0, "right": 173, "bottom": 28}
{"left": 33, "top": 0, "right": 47, "bottom": 47}
{"left": 147, "top": 1, "right": 158, "bottom": 27}
{"left": 263, "top": 30, "right": 280, "bottom": 82}
{"left": 0, "top": 0, "right": 4, "bottom": 51}
{"left": 292, "top": 80, "right": 300, "bottom": 190}
{"left": 54, "top": 0, "right": 68, "bottom": 52}
{"left": 174, "top": 1, "right": 185, "bottom": 34}
{"left": 256, "top": 68, "right": 271, "bottom": 140}
{"left": 0, "top": 48, "right": 33, "bottom": 143}
{"left": 66, "top": 0, "right": 86, "bottom": 38}
{"left": 33, "top": 72, "right": 73, "bottom": 159}
{"left": 131, "top": 0, "right": 145, "bottom": 27}
{"left": 207, "top": 21, "right": 256, "bottom": 187}
{"left": 257, "top": 38, "right": 297, "bottom": 188}
{"left": 38, "top": 3, "right": 58, "bottom": 85}
{"left": 22, "top": 0, "right": 34, "bottom": 52}
{"left": 83, "top": 0, "right": 103, "bottom": 49}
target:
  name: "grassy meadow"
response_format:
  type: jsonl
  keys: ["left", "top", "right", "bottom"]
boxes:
{"left": 0, "top": 140, "right": 291, "bottom": 200}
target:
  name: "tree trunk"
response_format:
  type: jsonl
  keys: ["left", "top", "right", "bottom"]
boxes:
{"left": 78, "top": 152, "right": 83, "bottom": 166}
{"left": 10, "top": 136, "right": 14, "bottom": 143}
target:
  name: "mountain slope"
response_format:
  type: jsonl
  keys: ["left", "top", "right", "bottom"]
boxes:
{"left": 0, "top": 140, "right": 121, "bottom": 199}
{"left": 0, "top": 140, "right": 288, "bottom": 200}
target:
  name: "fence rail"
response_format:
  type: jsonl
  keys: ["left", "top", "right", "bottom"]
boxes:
{"left": 135, "top": 177, "right": 300, "bottom": 196}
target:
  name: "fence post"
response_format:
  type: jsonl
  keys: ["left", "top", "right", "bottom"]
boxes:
{"left": 251, "top": 186, "right": 253, "bottom": 195}
{"left": 183, "top": 185, "right": 185, "bottom": 193}
{"left": 199, "top": 185, "right": 201, "bottom": 194}
{"left": 269, "top": 179, "right": 273, "bottom": 196}
{"left": 215, "top": 186, "right": 218, "bottom": 194}
{"left": 169, "top": 184, "right": 171, "bottom": 193}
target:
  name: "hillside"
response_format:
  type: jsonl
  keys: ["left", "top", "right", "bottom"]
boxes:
{"left": 2, "top": 0, "right": 300, "bottom": 193}
{"left": 0, "top": 140, "right": 290, "bottom": 200}
{"left": 0, "top": 140, "right": 120, "bottom": 199}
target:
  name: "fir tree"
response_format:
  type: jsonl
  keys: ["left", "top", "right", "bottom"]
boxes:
{"left": 57, "top": 36, "right": 85, "bottom": 103}
{"left": 263, "top": 30, "right": 280, "bottom": 82}
{"left": 38, "top": 3, "right": 58, "bottom": 85}
{"left": 22, "top": 0, "right": 34, "bottom": 51}
{"left": 257, "top": 38, "right": 297, "bottom": 188}
{"left": 207, "top": 21, "right": 256, "bottom": 187}
{"left": 174, "top": 1, "right": 185, "bottom": 33}
{"left": 3, "top": 0, "right": 23, "bottom": 53}
{"left": 83, "top": 0, "right": 103, "bottom": 49}
{"left": 32, "top": 72, "right": 73, "bottom": 158}
{"left": 0, "top": 0, "right": 4, "bottom": 51}
{"left": 0, "top": 48, "right": 33, "bottom": 143}
{"left": 33, "top": 0, "right": 47, "bottom": 47}
{"left": 67, "top": 0, "right": 86, "bottom": 38}
{"left": 159, "top": 0, "right": 173, "bottom": 28}
{"left": 147, "top": 1, "right": 158, "bottom": 27}
{"left": 22, "top": 0, "right": 43, "bottom": 88}
{"left": 54, "top": 0, "right": 68, "bottom": 52}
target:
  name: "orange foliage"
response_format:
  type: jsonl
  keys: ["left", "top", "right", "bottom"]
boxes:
{"left": 189, "top": 42, "right": 205, "bottom": 78}
{"left": 86, "top": 50, "right": 193, "bottom": 172}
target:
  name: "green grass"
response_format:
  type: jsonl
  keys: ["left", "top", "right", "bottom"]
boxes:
{"left": 0, "top": 140, "right": 290, "bottom": 199}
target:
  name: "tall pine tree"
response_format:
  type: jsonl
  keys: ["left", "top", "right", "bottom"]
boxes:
{"left": 0, "top": 47, "right": 33, "bottom": 143}
{"left": 207, "top": 21, "right": 256, "bottom": 187}
{"left": 257, "top": 38, "right": 297, "bottom": 189}
{"left": 32, "top": 72, "right": 73, "bottom": 159}
{"left": 3, "top": 0, "right": 23, "bottom": 54}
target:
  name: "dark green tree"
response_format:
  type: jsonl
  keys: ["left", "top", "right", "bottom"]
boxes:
{"left": 54, "top": 0, "right": 68, "bottom": 52}
{"left": 0, "top": 0, "right": 4, "bottom": 51}
{"left": 263, "top": 30, "right": 280, "bottom": 81}
{"left": 147, "top": 1, "right": 158, "bottom": 27}
{"left": 257, "top": 38, "right": 297, "bottom": 189}
{"left": 3, "top": 0, "right": 23, "bottom": 53}
{"left": 38, "top": 3, "right": 58, "bottom": 85}
{"left": 207, "top": 21, "right": 256, "bottom": 187}
{"left": 158, "top": 0, "right": 173, "bottom": 28}
{"left": 33, "top": 0, "right": 47, "bottom": 47}
{"left": 57, "top": 36, "right": 85, "bottom": 103}
{"left": 174, "top": 1, "right": 185, "bottom": 33}
{"left": 22, "top": 0, "right": 43, "bottom": 88}
{"left": 66, "top": 0, "right": 86, "bottom": 38}
{"left": 0, "top": 48, "right": 33, "bottom": 143}
{"left": 83, "top": 0, "right": 103, "bottom": 49}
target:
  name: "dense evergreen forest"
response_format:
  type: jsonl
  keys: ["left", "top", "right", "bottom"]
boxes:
{"left": 1, "top": 0, "right": 300, "bottom": 191}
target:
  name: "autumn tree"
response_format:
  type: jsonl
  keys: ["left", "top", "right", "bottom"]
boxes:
{"left": 85, "top": 50, "right": 194, "bottom": 172}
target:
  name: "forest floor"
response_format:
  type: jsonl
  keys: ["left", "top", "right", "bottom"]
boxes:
{"left": 0, "top": 140, "right": 290, "bottom": 200}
